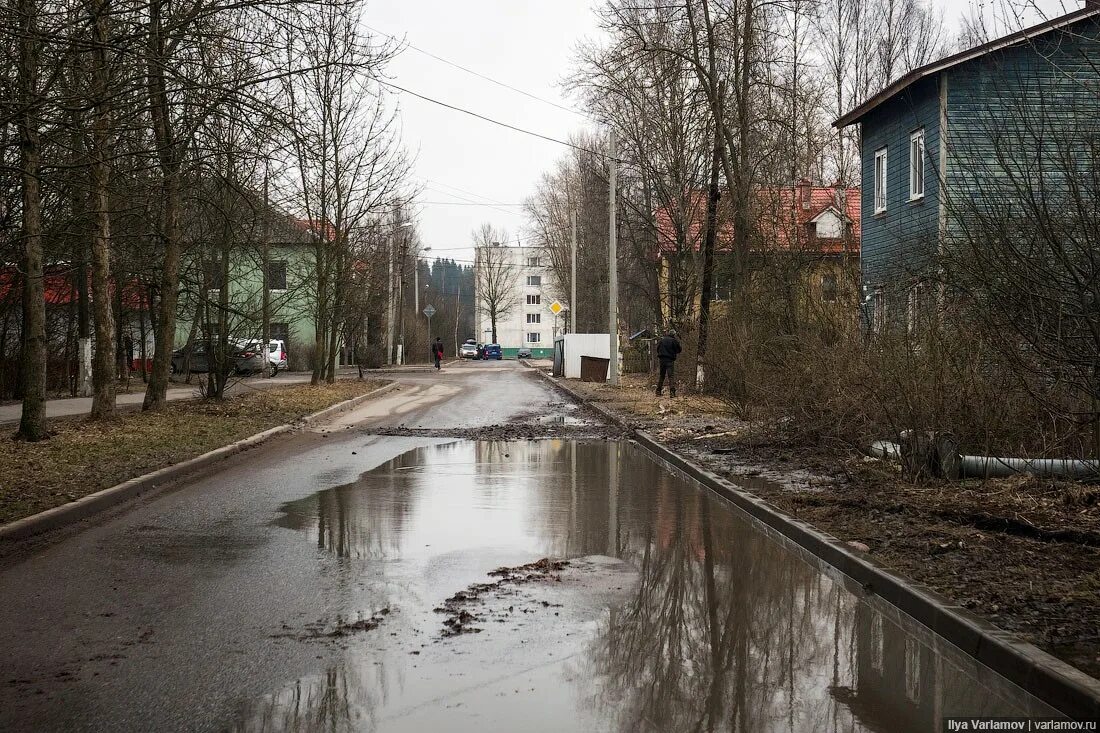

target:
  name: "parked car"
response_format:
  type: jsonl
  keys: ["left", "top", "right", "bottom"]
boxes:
{"left": 170, "top": 341, "right": 265, "bottom": 376}
{"left": 482, "top": 343, "right": 502, "bottom": 360}
{"left": 459, "top": 340, "right": 479, "bottom": 359}
{"left": 517, "top": 348, "right": 532, "bottom": 359}
{"left": 240, "top": 339, "right": 288, "bottom": 375}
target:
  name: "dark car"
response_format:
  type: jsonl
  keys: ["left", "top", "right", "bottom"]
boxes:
{"left": 482, "top": 343, "right": 502, "bottom": 360}
{"left": 170, "top": 342, "right": 265, "bottom": 376}
{"left": 517, "top": 348, "right": 532, "bottom": 359}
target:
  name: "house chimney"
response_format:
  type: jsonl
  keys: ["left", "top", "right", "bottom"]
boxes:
{"left": 833, "top": 180, "right": 847, "bottom": 209}
{"left": 796, "top": 178, "right": 812, "bottom": 210}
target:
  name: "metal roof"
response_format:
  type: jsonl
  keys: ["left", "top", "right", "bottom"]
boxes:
{"left": 834, "top": 6, "right": 1100, "bottom": 129}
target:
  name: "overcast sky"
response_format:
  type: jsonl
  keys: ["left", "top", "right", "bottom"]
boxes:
{"left": 364, "top": 0, "right": 1078, "bottom": 265}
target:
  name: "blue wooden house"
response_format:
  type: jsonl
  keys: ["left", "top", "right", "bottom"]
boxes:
{"left": 836, "top": 5, "right": 1100, "bottom": 333}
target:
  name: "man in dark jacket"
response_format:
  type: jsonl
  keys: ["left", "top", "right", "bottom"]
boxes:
{"left": 431, "top": 337, "right": 444, "bottom": 370}
{"left": 655, "top": 328, "right": 681, "bottom": 397}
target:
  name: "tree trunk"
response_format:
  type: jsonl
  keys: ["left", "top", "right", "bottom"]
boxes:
{"left": 311, "top": 239, "right": 327, "bottom": 385}
{"left": 16, "top": 0, "right": 47, "bottom": 441}
{"left": 87, "top": 0, "right": 116, "bottom": 419}
{"left": 695, "top": 119, "right": 722, "bottom": 389}
{"left": 142, "top": 0, "right": 183, "bottom": 412}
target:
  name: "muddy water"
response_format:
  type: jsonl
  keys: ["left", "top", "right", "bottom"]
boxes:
{"left": 236, "top": 439, "right": 1058, "bottom": 732}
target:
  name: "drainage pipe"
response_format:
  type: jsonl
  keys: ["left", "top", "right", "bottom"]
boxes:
{"left": 959, "top": 456, "right": 1100, "bottom": 480}
{"left": 868, "top": 439, "right": 1100, "bottom": 480}
{"left": 869, "top": 440, "right": 900, "bottom": 461}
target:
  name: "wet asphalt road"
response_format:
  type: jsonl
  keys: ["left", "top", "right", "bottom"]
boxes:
{"left": 0, "top": 361, "right": 1064, "bottom": 731}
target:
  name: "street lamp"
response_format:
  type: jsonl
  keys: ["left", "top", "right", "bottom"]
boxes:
{"left": 414, "top": 246, "right": 432, "bottom": 313}
{"left": 388, "top": 220, "right": 415, "bottom": 366}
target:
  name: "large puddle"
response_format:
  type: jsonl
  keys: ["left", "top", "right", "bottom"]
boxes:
{"left": 239, "top": 439, "right": 1059, "bottom": 731}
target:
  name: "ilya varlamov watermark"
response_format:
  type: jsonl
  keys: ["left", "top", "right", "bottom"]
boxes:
{"left": 944, "top": 720, "right": 1098, "bottom": 732}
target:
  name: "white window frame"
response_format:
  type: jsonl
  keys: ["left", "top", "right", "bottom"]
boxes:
{"left": 526, "top": 332, "right": 541, "bottom": 344}
{"left": 874, "top": 148, "right": 888, "bottom": 214}
{"left": 909, "top": 129, "right": 925, "bottom": 201}
{"left": 907, "top": 282, "right": 925, "bottom": 334}
{"left": 526, "top": 256, "right": 541, "bottom": 267}
{"left": 526, "top": 275, "right": 541, "bottom": 286}
{"left": 526, "top": 313, "right": 541, "bottom": 324}
{"left": 872, "top": 286, "right": 886, "bottom": 334}
{"left": 526, "top": 294, "right": 541, "bottom": 305}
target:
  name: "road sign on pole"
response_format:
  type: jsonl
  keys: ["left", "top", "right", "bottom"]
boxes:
{"left": 549, "top": 300, "right": 564, "bottom": 316}
{"left": 423, "top": 304, "right": 436, "bottom": 342}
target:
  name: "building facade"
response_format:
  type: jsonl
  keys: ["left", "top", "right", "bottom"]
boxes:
{"left": 474, "top": 243, "right": 558, "bottom": 358}
{"left": 836, "top": 6, "right": 1100, "bottom": 333}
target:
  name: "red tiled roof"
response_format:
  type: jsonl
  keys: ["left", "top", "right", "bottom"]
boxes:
{"left": 0, "top": 267, "right": 149, "bottom": 309}
{"left": 656, "top": 181, "right": 861, "bottom": 256}
{"left": 292, "top": 218, "right": 337, "bottom": 242}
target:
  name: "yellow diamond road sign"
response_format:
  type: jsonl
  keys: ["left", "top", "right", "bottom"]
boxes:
{"left": 549, "top": 300, "right": 564, "bottom": 315}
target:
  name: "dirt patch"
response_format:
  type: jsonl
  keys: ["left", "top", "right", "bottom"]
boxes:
{"left": 434, "top": 558, "right": 569, "bottom": 637}
{"left": 370, "top": 397, "right": 631, "bottom": 441}
{"left": 558, "top": 374, "right": 1100, "bottom": 679}
{"left": 0, "top": 380, "right": 388, "bottom": 526}
{"left": 272, "top": 608, "right": 391, "bottom": 641}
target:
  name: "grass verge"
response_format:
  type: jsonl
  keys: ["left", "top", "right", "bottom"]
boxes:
{"left": 0, "top": 380, "right": 387, "bottom": 526}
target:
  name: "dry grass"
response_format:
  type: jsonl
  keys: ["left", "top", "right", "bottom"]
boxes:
{"left": 567, "top": 372, "right": 729, "bottom": 418}
{"left": 0, "top": 380, "right": 386, "bottom": 525}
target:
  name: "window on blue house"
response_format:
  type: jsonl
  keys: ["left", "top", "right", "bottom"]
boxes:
{"left": 874, "top": 148, "right": 888, "bottom": 214}
{"left": 910, "top": 129, "right": 925, "bottom": 200}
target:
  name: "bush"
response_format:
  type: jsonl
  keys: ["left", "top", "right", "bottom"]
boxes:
{"left": 704, "top": 295, "right": 1095, "bottom": 460}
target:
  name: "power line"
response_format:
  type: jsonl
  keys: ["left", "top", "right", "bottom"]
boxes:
{"left": 424, "top": 179, "right": 517, "bottom": 207}
{"left": 418, "top": 201, "right": 525, "bottom": 206}
{"left": 375, "top": 78, "right": 607, "bottom": 159}
{"left": 417, "top": 186, "right": 526, "bottom": 218}
{"left": 365, "top": 24, "right": 588, "bottom": 119}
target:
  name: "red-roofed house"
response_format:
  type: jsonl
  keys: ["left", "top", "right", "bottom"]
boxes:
{"left": 655, "top": 179, "right": 860, "bottom": 325}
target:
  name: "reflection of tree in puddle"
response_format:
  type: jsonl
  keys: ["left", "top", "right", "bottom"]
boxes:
{"left": 576, "top": 442, "right": 1051, "bottom": 732}
{"left": 583, "top": 468, "right": 854, "bottom": 731}
{"left": 273, "top": 446, "right": 448, "bottom": 559}
{"left": 231, "top": 660, "right": 388, "bottom": 733}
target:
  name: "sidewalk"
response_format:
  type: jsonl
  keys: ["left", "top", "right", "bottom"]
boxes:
{"left": 0, "top": 371, "right": 342, "bottom": 425}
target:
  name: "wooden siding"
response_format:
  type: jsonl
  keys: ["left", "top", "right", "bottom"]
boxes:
{"left": 859, "top": 76, "right": 942, "bottom": 301}
{"left": 944, "top": 17, "right": 1100, "bottom": 237}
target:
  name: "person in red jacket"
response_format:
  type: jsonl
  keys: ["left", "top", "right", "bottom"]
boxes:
{"left": 431, "top": 337, "right": 444, "bottom": 371}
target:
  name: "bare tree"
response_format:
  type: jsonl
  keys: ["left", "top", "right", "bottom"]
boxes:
{"left": 281, "top": 3, "right": 408, "bottom": 384}
{"left": 473, "top": 224, "right": 519, "bottom": 344}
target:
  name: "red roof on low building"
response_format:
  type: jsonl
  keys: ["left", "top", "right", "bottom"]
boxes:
{"left": 656, "top": 180, "right": 860, "bottom": 256}
{"left": 0, "top": 266, "right": 149, "bottom": 310}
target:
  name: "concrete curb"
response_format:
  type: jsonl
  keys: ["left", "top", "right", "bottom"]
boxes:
{"left": 533, "top": 370, "right": 1100, "bottom": 719}
{"left": 0, "top": 381, "right": 399, "bottom": 545}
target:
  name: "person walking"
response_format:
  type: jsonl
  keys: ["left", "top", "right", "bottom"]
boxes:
{"left": 431, "top": 337, "right": 444, "bottom": 371}
{"left": 655, "top": 328, "right": 681, "bottom": 397}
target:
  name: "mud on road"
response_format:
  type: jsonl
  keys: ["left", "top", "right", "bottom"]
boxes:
{"left": 367, "top": 396, "right": 632, "bottom": 441}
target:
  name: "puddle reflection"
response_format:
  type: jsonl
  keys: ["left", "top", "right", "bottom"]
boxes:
{"left": 249, "top": 440, "right": 1058, "bottom": 732}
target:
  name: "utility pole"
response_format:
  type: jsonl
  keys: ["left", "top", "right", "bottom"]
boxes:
{"left": 570, "top": 210, "right": 577, "bottom": 335}
{"left": 608, "top": 130, "right": 619, "bottom": 386}
{"left": 261, "top": 166, "right": 271, "bottom": 377}
{"left": 385, "top": 213, "right": 396, "bottom": 365}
